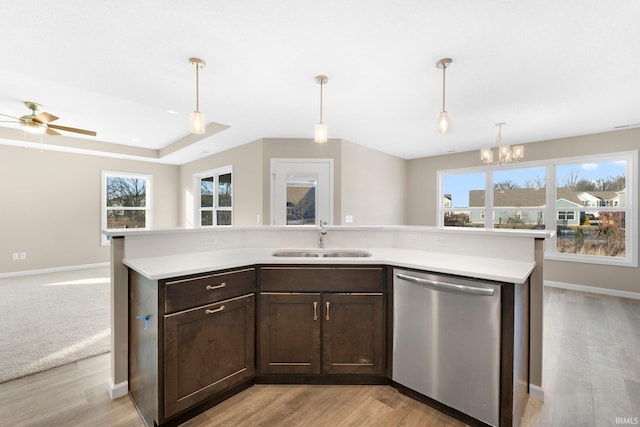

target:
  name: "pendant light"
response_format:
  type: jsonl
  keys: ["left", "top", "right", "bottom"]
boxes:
{"left": 480, "top": 122, "right": 524, "bottom": 165}
{"left": 436, "top": 58, "right": 453, "bottom": 134}
{"left": 314, "top": 75, "right": 328, "bottom": 143}
{"left": 189, "top": 57, "right": 206, "bottom": 134}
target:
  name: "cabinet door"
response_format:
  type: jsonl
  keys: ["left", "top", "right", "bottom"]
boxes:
{"left": 259, "top": 293, "right": 321, "bottom": 374}
{"left": 164, "top": 294, "right": 255, "bottom": 418}
{"left": 323, "top": 293, "right": 385, "bottom": 375}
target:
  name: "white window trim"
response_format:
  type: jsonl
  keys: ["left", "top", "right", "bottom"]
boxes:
{"left": 193, "top": 165, "right": 233, "bottom": 227}
{"left": 437, "top": 151, "right": 637, "bottom": 268}
{"left": 101, "top": 171, "right": 152, "bottom": 246}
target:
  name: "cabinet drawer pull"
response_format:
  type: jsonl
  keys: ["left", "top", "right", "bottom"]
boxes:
{"left": 206, "top": 282, "right": 226, "bottom": 291}
{"left": 325, "top": 301, "right": 330, "bottom": 321}
{"left": 205, "top": 305, "right": 225, "bottom": 315}
{"left": 313, "top": 301, "right": 318, "bottom": 321}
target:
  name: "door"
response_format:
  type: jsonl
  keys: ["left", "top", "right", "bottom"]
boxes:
{"left": 259, "top": 293, "right": 321, "bottom": 374}
{"left": 322, "top": 293, "right": 385, "bottom": 375}
{"left": 164, "top": 294, "right": 255, "bottom": 418}
{"left": 271, "top": 159, "right": 333, "bottom": 225}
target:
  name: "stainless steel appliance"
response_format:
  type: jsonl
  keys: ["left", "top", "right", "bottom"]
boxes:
{"left": 393, "top": 269, "right": 501, "bottom": 426}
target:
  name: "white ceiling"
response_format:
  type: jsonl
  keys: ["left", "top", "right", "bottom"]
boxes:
{"left": 1, "top": 0, "right": 639, "bottom": 164}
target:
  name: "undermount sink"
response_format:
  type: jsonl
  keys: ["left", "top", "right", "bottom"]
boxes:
{"left": 271, "top": 250, "right": 372, "bottom": 258}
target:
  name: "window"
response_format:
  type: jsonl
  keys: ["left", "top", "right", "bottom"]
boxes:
{"left": 438, "top": 151, "right": 637, "bottom": 267}
{"left": 558, "top": 211, "right": 575, "bottom": 221}
{"left": 441, "top": 172, "right": 485, "bottom": 227}
{"left": 102, "top": 171, "right": 152, "bottom": 245}
{"left": 554, "top": 159, "right": 630, "bottom": 262}
{"left": 195, "top": 166, "right": 232, "bottom": 227}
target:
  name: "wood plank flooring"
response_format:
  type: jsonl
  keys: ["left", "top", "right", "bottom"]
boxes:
{"left": 0, "top": 287, "right": 638, "bottom": 427}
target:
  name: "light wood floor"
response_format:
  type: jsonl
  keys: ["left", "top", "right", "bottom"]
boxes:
{"left": 0, "top": 287, "right": 638, "bottom": 427}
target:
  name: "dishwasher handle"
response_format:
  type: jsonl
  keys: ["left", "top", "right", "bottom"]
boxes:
{"left": 395, "top": 273, "right": 495, "bottom": 296}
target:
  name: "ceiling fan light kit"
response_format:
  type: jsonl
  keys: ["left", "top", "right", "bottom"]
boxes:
{"left": 314, "top": 75, "right": 329, "bottom": 143}
{"left": 0, "top": 101, "right": 97, "bottom": 137}
{"left": 436, "top": 57, "right": 453, "bottom": 134}
{"left": 189, "top": 57, "right": 206, "bottom": 135}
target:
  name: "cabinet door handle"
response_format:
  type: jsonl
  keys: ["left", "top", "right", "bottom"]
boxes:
{"left": 313, "top": 301, "right": 318, "bottom": 320}
{"left": 325, "top": 301, "right": 330, "bottom": 321}
{"left": 205, "top": 305, "right": 225, "bottom": 315}
{"left": 206, "top": 282, "right": 226, "bottom": 291}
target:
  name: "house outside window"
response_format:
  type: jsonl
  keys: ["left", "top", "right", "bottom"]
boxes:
{"left": 195, "top": 166, "right": 233, "bottom": 227}
{"left": 101, "top": 171, "right": 152, "bottom": 245}
{"left": 438, "top": 152, "right": 637, "bottom": 267}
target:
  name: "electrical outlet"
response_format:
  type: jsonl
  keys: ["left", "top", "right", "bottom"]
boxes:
{"left": 344, "top": 215, "right": 353, "bottom": 223}
{"left": 19, "top": 252, "right": 27, "bottom": 260}
{"left": 11, "top": 252, "right": 19, "bottom": 261}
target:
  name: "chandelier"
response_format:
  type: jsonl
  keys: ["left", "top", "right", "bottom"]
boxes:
{"left": 480, "top": 122, "right": 524, "bottom": 164}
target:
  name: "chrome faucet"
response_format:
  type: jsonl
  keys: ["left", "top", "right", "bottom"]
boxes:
{"left": 318, "top": 220, "right": 328, "bottom": 248}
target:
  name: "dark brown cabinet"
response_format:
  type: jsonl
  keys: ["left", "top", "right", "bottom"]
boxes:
{"left": 259, "top": 293, "right": 321, "bottom": 374}
{"left": 258, "top": 267, "right": 386, "bottom": 377}
{"left": 129, "top": 267, "right": 256, "bottom": 427}
{"left": 164, "top": 294, "right": 255, "bottom": 418}
{"left": 322, "top": 293, "right": 384, "bottom": 375}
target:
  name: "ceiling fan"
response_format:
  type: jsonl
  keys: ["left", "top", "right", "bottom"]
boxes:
{"left": 0, "top": 101, "right": 97, "bottom": 136}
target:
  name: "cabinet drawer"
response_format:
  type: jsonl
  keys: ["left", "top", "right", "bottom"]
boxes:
{"left": 260, "top": 267, "right": 384, "bottom": 292}
{"left": 164, "top": 268, "right": 255, "bottom": 313}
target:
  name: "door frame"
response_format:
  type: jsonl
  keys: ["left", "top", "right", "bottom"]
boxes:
{"left": 270, "top": 158, "right": 334, "bottom": 226}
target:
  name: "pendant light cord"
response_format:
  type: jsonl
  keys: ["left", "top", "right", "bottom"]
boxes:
{"left": 195, "top": 63, "right": 200, "bottom": 112}
{"left": 319, "top": 81, "right": 324, "bottom": 123}
{"left": 441, "top": 63, "right": 447, "bottom": 112}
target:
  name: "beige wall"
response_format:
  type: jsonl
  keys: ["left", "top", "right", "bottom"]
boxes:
{"left": 341, "top": 140, "right": 407, "bottom": 225}
{"left": 0, "top": 145, "right": 179, "bottom": 274}
{"left": 179, "top": 138, "right": 407, "bottom": 227}
{"left": 178, "top": 140, "right": 264, "bottom": 227}
{"left": 406, "top": 128, "right": 640, "bottom": 293}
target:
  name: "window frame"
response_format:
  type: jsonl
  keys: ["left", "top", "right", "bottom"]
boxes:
{"left": 193, "top": 165, "right": 233, "bottom": 228}
{"left": 437, "top": 151, "right": 637, "bottom": 267}
{"left": 101, "top": 171, "right": 152, "bottom": 246}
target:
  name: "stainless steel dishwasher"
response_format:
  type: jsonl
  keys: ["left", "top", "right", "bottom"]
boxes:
{"left": 393, "top": 269, "right": 501, "bottom": 426}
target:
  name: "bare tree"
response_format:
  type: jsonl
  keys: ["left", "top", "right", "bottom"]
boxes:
{"left": 524, "top": 175, "right": 546, "bottom": 189}
{"left": 494, "top": 180, "right": 521, "bottom": 190}
{"left": 561, "top": 168, "right": 579, "bottom": 190}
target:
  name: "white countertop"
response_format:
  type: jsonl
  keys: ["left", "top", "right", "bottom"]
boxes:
{"left": 123, "top": 247, "right": 535, "bottom": 284}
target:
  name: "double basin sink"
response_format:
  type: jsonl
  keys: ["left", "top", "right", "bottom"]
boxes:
{"left": 272, "top": 249, "right": 372, "bottom": 258}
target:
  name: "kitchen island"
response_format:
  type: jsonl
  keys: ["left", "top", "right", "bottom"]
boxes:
{"left": 108, "top": 226, "right": 551, "bottom": 426}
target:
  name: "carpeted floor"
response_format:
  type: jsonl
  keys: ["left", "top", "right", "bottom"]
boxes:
{"left": 0, "top": 266, "right": 111, "bottom": 383}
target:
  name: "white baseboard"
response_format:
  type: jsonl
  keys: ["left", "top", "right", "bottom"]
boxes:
{"left": 529, "top": 384, "right": 544, "bottom": 402}
{"left": 108, "top": 378, "right": 128, "bottom": 400}
{"left": 0, "top": 262, "right": 110, "bottom": 279}
{"left": 545, "top": 280, "right": 640, "bottom": 300}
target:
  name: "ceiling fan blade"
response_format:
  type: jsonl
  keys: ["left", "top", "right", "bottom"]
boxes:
{"left": 47, "top": 123, "right": 97, "bottom": 136}
{"left": 0, "top": 112, "right": 21, "bottom": 120}
{"left": 33, "top": 112, "right": 59, "bottom": 124}
{"left": 46, "top": 128, "right": 62, "bottom": 136}
{"left": 0, "top": 120, "right": 21, "bottom": 123}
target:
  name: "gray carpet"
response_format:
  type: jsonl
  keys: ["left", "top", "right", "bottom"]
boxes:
{"left": 0, "top": 266, "right": 111, "bottom": 383}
